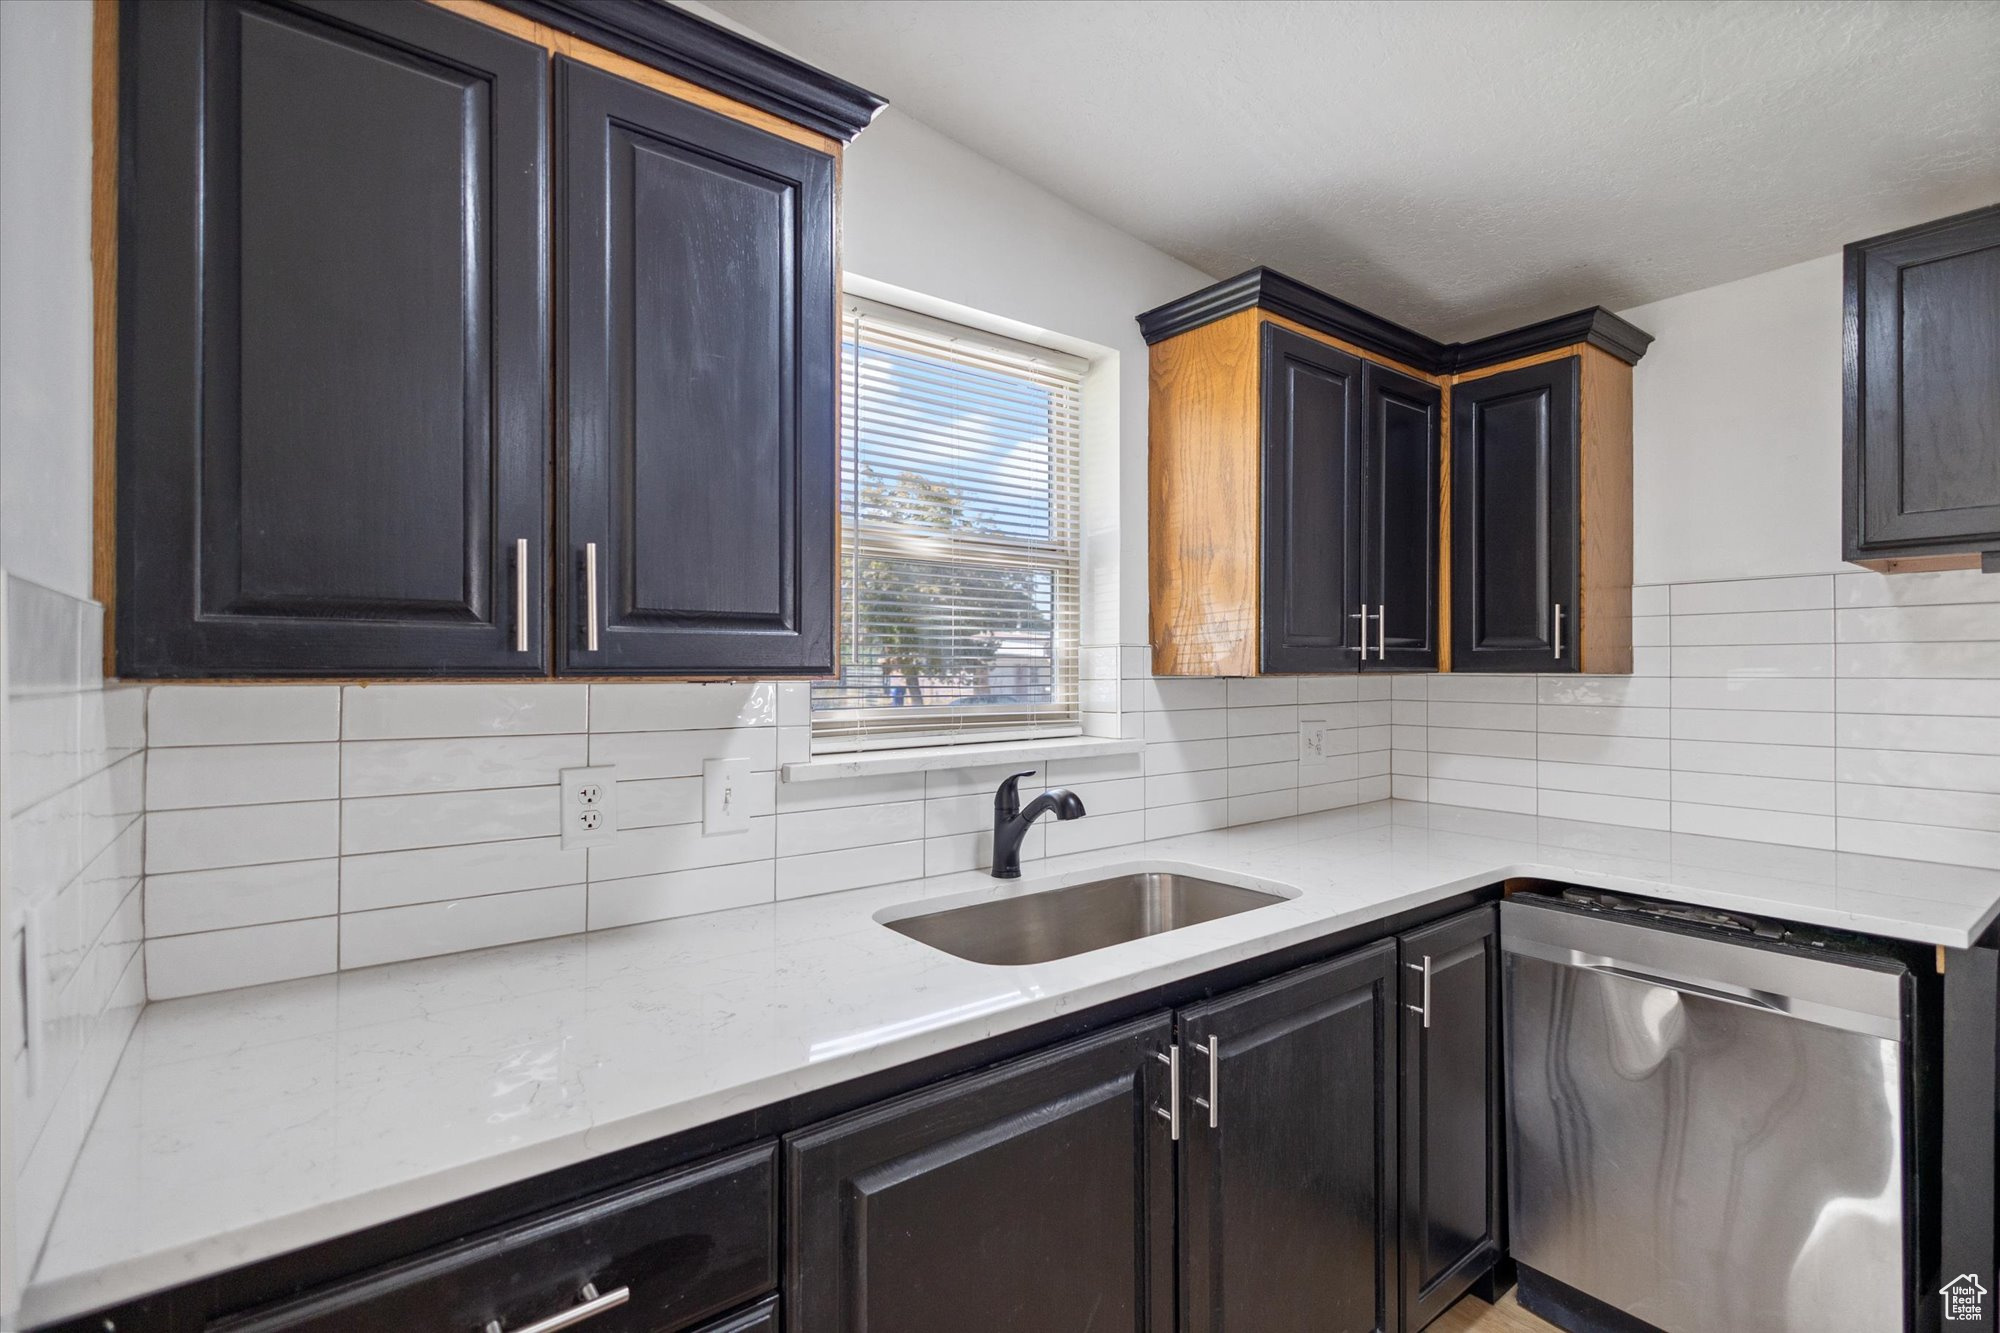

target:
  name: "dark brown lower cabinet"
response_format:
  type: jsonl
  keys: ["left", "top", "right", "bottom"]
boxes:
{"left": 209, "top": 1143, "right": 777, "bottom": 1333}
{"left": 1178, "top": 942, "right": 1402, "bottom": 1333}
{"left": 785, "top": 1014, "right": 1178, "bottom": 1333}
{"left": 1399, "top": 907, "right": 1503, "bottom": 1332}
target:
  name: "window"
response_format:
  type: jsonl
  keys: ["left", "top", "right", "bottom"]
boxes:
{"left": 813, "top": 298, "right": 1086, "bottom": 751}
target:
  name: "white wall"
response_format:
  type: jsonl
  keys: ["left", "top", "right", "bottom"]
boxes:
{"left": 0, "top": 0, "right": 96, "bottom": 603}
{"left": 836, "top": 109, "right": 1213, "bottom": 643}
{"left": 1624, "top": 254, "right": 1847, "bottom": 585}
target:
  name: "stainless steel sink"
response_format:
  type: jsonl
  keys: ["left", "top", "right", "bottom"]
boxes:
{"left": 884, "top": 872, "right": 1287, "bottom": 966}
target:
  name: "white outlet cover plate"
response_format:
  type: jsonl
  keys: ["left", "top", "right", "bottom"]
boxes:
{"left": 560, "top": 765, "right": 618, "bottom": 850}
{"left": 1298, "top": 717, "right": 1329, "bottom": 771}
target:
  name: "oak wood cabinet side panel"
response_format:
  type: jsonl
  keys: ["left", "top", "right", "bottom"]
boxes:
{"left": 1577, "top": 348, "right": 1633, "bottom": 675}
{"left": 1149, "top": 309, "right": 1263, "bottom": 676}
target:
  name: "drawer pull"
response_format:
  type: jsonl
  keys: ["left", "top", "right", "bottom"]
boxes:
{"left": 483, "top": 1282, "right": 629, "bottom": 1333}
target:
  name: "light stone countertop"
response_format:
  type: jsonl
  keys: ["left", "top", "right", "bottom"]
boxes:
{"left": 23, "top": 800, "right": 2000, "bottom": 1327}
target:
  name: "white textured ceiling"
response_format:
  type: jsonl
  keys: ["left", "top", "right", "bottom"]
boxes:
{"left": 711, "top": 0, "right": 2000, "bottom": 338}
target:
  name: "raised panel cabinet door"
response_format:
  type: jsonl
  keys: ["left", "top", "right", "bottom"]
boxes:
{"left": 1449, "top": 358, "right": 1579, "bottom": 673}
{"left": 1360, "top": 363, "right": 1442, "bottom": 672}
{"left": 1399, "top": 907, "right": 1502, "bottom": 1333}
{"left": 117, "top": 0, "right": 549, "bottom": 677}
{"left": 1845, "top": 204, "right": 2000, "bottom": 559}
{"left": 558, "top": 57, "right": 837, "bottom": 675}
{"left": 1178, "top": 942, "right": 1401, "bottom": 1333}
{"left": 785, "top": 1014, "right": 1176, "bottom": 1333}
{"left": 1260, "top": 325, "right": 1365, "bottom": 674}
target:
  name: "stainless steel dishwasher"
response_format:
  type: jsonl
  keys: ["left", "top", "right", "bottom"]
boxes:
{"left": 1502, "top": 889, "right": 1913, "bottom": 1333}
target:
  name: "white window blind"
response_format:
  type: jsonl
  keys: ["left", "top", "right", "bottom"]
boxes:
{"left": 813, "top": 298, "right": 1086, "bottom": 751}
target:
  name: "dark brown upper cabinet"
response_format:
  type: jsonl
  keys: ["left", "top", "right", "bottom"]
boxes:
{"left": 1844, "top": 203, "right": 2000, "bottom": 572}
{"left": 1141, "top": 271, "right": 1647, "bottom": 677}
{"left": 1259, "top": 326, "right": 1367, "bottom": 674}
{"left": 557, "top": 58, "right": 836, "bottom": 676}
{"left": 113, "top": 0, "right": 879, "bottom": 679}
{"left": 1362, "top": 362, "right": 1444, "bottom": 672}
{"left": 117, "top": 0, "right": 551, "bottom": 677}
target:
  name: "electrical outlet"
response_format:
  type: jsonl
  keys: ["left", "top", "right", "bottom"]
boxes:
{"left": 560, "top": 765, "right": 618, "bottom": 849}
{"left": 704, "top": 757, "right": 752, "bottom": 835}
{"left": 1298, "top": 717, "right": 1329, "bottom": 772}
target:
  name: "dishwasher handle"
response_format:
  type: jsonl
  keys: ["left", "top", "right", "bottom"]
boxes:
{"left": 1582, "top": 962, "right": 1788, "bottom": 1018}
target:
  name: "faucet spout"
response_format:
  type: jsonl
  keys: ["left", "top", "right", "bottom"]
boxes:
{"left": 991, "top": 771, "right": 1087, "bottom": 879}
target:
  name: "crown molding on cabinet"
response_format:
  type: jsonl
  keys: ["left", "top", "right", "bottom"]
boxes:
{"left": 490, "top": 0, "right": 887, "bottom": 142}
{"left": 1135, "top": 267, "right": 1655, "bottom": 372}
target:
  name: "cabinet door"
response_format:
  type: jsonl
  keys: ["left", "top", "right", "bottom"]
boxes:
{"left": 1178, "top": 942, "right": 1400, "bottom": 1333}
{"left": 786, "top": 1014, "right": 1176, "bottom": 1333}
{"left": 1449, "top": 358, "right": 1579, "bottom": 673}
{"left": 1360, "top": 363, "right": 1442, "bottom": 672}
{"left": 558, "top": 58, "right": 837, "bottom": 675}
{"left": 1260, "top": 325, "right": 1365, "bottom": 674}
{"left": 117, "top": 0, "right": 549, "bottom": 676}
{"left": 1399, "top": 907, "right": 1502, "bottom": 1333}
{"left": 1845, "top": 205, "right": 2000, "bottom": 560}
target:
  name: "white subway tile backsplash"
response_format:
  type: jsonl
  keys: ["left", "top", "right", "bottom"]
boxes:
{"left": 588, "top": 726, "right": 776, "bottom": 779}
{"left": 146, "top": 800, "right": 339, "bottom": 874}
{"left": 1671, "top": 644, "right": 1834, "bottom": 678}
{"left": 1537, "top": 790, "right": 1670, "bottom": 830}
{"left": 1538, "top": 704, "right": 1670, "bottom": 738}
{"left": 1143, "top": 738, "right": 1229, "bottom": 776}
{"left": 342, "top": 684, "right": 587, "bottom": 740}
{"left": 1428, "top": 753, "right": 1536, "bottom": 787}
{"left": 1227, "top": 677, "right": 1297, "bottom": 707}
{"left": 778, "top": 800, "right": 925, "bottom": 856}
{"left": 1536, "top": 762, "right": 1671, "bottom": 800}
{"left": 145, "top": 742, "right": 339, "bottom": 810}
{"left": 1838, "top": 713, "right": 2000, "bottom": 757}
{"left": 1227, "top": 788, "right": 1297, "bottom": 825}
{"left": 1430, "top": 727, "right": 1539, "bottom": 760}
{"left": 339, "top": 837, "right": 586, "bottom": 912}
{"left": 1669, "top": 575, "right": 1831, "bottom": 616}
{"left": 1427, "top": 674, "right": 1535, "bottom": 704}
{"left": 1535, "top": 733, "right": 1669, "bottom": 768}
{"left": 1668, "top": 609, "right": 1831, "bottom": 645}
{"left": 588, "top": 682, "right": 776, "bottom": 732}
{"left": 1426, "top": 700, "right": 1536, "bottom": 732}
{"left": 1670, "top": 677, "right": 1834, "bottom": 713}
{"left": 148, "top": 685, "right": 339, "bottom": 747}
{"left": 340, "top": 734, "right": 587, "bottom": 797}
{"left": 1425, "top": 777, "right": 1536, "bottom": 815}
{"left": 1837, "top": 641, "right": 2000, "bottom": 678}
{"left": 1835, "top": 678, "right": 2000, "bottom": 717}
{"left": 1146, "top": 768, "right": 1229, "bottom": 807}
{"left": 1670, "top": 739, "right": 1835, "bottom": 781}
{"left": 341, "top": 786, "right": 559, "bottom": 855}
{"left": 1836, "top": 782, "right": 2000, "bottom": 832}
{"left": 1836, "top": 747, "right": 2000, "bottom": 795}
{"left": 145, "top": 859, "right": 339, "bottom": 936}
{"left": 1537, "top": 675, "right": 1670, "bottom": 708}
{"left": 1835, "top": 818, "right": 2000, "bottom": 871}
{"left": 587, "top": 861, "right": 774, "bottom": 930}
{"left": 339, "top": 884, "right": 586, "bottom": 969}
{"left": 1225, "top": 704, "right": 1298, "bottom": 737}
{"left": 1227, "top": 761, "right": 1298, "bottom": 797}
{"left": 1633, "top": 585, "right": 1669, "bottom": 617}
{"left": 145, "top": 918, "right": 338, "bottom": 1000}
{"left": 779, "top": 840, "right": 926, "bottom": 898}
{"left": 1672, "top": 802, "right": 1834, "bottom": 850}
{"left": 588, "top": 817, "right": 775, "bottom": 882}
{"left": 1837, "top": 603, "right": 2000, "bottom": 644}
{"left": 1671, "top": 707, "right": 1834, "bottom": 747}
{"left": 1227, "top": 732, "right": 1298, "bottom": 767}
{"left": 1836, "top": 568, "right": 2000, "bottom": 607}
{"left": 1672, "top": 770, "right": 1834, "bottom": 816}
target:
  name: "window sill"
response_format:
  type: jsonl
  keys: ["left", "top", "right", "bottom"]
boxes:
{"left": 782, "top": 735, "right": 1144, "bottom": 783}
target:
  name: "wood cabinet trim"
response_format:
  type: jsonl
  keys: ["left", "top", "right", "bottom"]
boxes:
{"left": 1576, "top": 347, "right": 1634, "bottom": 674}
{"left": 91, "top": 0, "right": 119, "bottom": 675}
{"left": 432, "top": 0, "right": 843, "bottom": 156}
{"left": 1149, "top": 310, "right": 1264, "bottom": 677}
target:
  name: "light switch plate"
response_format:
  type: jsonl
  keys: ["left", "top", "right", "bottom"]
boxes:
{"left": 704, "top": 757, "right": 753, "bottom": 835}
{"left": 1299, "top": 717, "right": 1329, "bottom": 772}
{"left": 560, "top": 765, "right": 617, "bottom": 850}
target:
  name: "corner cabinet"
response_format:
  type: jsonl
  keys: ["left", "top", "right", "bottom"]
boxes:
{"left": 1141, "top": 270, "right": 1648, "bottom": 677}
{"left": 1151, "top": 309, "right": 1444, "bottom": 676}
{"left": 1843, "top": 203, "right": 2000, "bottom": 573}
{"left": 113, "top": 0, "right": 878, "bottom": 678}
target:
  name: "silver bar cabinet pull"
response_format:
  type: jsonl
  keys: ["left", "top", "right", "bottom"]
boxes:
{"left": 1375, "top": 605, "right": 1387, "bottom": 661}
{"left": 483, "top": 1282, "right": 629, "bottom": 1333}
{"left": 1153, "top": 1046, "right": 1181, "bottom": 1140}
{"left": 584, "top": 542, "right": 600, "bottom": 653}
{"left": 1188, "top": 1035, "right": 1220, "bottom": 1128}
{"left": 1553, "top": 602, "right": 1565, "bottom": 660}
{"left": 1407, "top": 956, "right": 1432, "bottom": 1029}
{"left": 513, "top": 538, "right": 529, "bottom": 653}
{"left": 1350, "top": 607, "right": 1370, "bottom": 659}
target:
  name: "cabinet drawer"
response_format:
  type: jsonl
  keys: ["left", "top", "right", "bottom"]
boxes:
{"left": 213, "top": 1144, "right": 776, "bottom": 1333}
{"left": 694, "top": 1296, "right": 779, "bottom": 1333}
